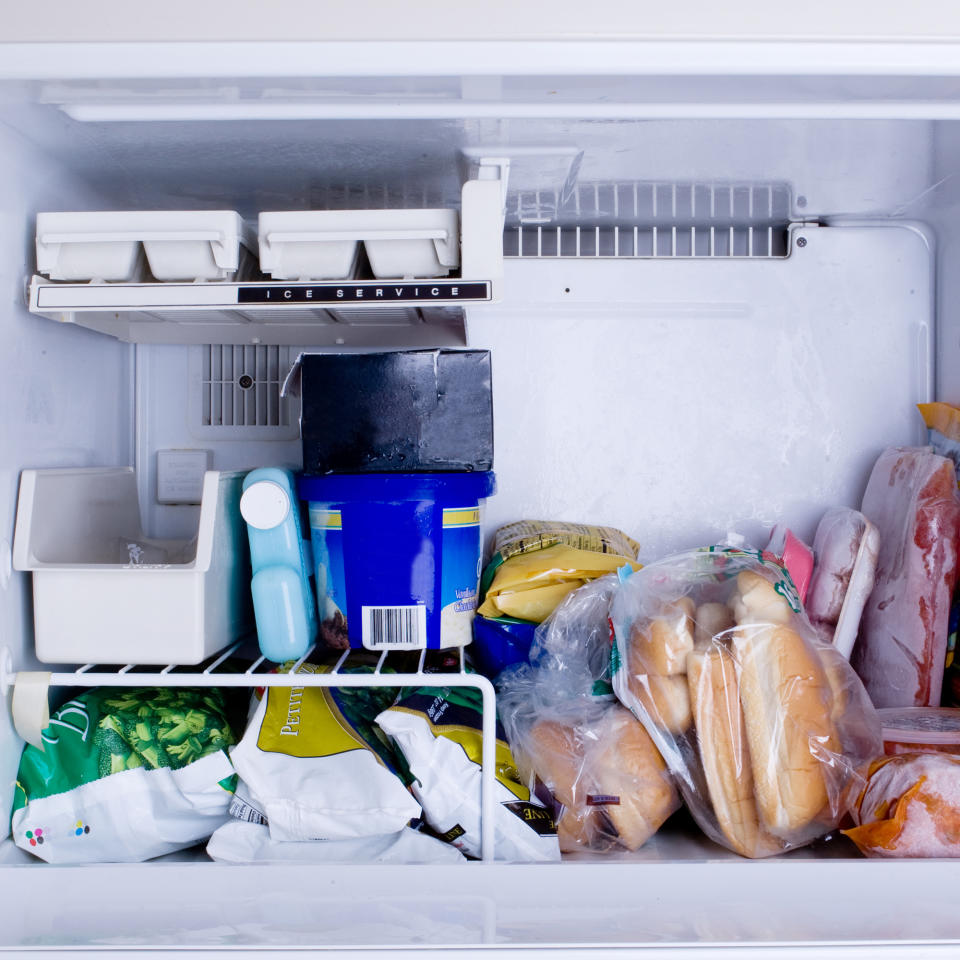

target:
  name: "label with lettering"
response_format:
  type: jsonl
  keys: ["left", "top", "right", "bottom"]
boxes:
{"left": 237, "top": 281, "right": 490, "bottom": 305}
{"left": 439, "top": 505, "right": 483, "bottom": 648}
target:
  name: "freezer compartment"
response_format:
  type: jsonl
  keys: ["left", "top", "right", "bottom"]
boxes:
{"left": 35, "top": 210, "right": 255, "bottom": 282}
{"left": 11, "top": 467, "right": 250, "bottom": 665}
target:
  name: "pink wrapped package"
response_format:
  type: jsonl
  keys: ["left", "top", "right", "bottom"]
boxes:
{"left": 852, "top": 447, "right": 960, "bottom": 708}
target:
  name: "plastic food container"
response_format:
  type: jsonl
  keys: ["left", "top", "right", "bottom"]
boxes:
{"left": 879, "top": 707, "right": 960, "bottom": 755}
{"left": 258, "top": 208, "right": 459, "bottom": 281}
{"left": 363, "top": 209, "right": 460, "bottom": 279}
{"left": 257, "top": 211, "right": 361, "bottom": 280}
{"left": 35, "top": 211, "right": 254, "bottom": 282}
{"left": 299, "top": 472, "right": 495, "bottom": 651}
{"left": 470, "top": 615, "right": 537, "bottom": 680}
{"left": 240, "top": 468, "right": 317, "bottom": 664}
{"left": 12, "top": 467, "right": 249, "bottom": 664}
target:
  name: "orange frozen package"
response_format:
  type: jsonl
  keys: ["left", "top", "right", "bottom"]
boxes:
{"left": 843, "top": 753, "right": 960, "bottom": 857}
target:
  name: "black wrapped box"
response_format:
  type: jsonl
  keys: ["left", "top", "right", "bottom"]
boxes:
{"left": 297, "top": 350, "right": 494, "bottom": 473}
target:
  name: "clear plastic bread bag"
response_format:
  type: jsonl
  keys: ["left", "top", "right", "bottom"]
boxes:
{"left": 498, "top": 576, "right": 681, "bottom": 855}
{"left": 609, "top": 546, "right": 883, "bottom": 858}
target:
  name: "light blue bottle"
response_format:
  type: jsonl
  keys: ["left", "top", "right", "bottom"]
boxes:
{"left": 240, "top": 468, "right": 317, "bottom": 662}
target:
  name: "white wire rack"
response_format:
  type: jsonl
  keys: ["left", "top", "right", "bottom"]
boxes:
{"left": 2, "top": 643, "right": 499, "bottom": 862}
{"left": 504, "top": 181, "right": 792, "bottom": 259}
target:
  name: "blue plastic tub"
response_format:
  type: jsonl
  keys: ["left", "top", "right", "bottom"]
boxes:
{"left": 299, "top": 472, "right": 496, "bottom": 651}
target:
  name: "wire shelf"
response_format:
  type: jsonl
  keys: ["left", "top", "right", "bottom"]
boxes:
{"left": 3, "top": 644, "right": 499, "bottom": 861}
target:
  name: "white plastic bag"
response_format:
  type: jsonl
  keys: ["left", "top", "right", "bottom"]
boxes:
{"left": 207, "top": 820, "right": 466, "bottom": 864}
{"left": 229, "top": 662, "right": 420, "bottom": 841}
{"left": 376, "top": 686, "right": 560, "bottom": 861}
{"left": 12, "top": 686, "right": 236, "bottom": 864}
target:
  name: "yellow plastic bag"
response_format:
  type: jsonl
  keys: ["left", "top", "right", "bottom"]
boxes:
{"left": 477, "top": 544, "right": 641, "bottom": 623}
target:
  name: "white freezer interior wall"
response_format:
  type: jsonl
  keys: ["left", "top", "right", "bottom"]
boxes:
{"left": 107, "top": 118, "right": 937, "bottom": 549}
{"left": 0, "top": 120, "right": 134, "bottom": 828}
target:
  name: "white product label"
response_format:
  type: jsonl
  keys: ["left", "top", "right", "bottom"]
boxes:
{"left": 229, "top": 793, "right": 268, "bottom": 826}
{"left": 362, "top": 605, "right": 427, "bottom": 649}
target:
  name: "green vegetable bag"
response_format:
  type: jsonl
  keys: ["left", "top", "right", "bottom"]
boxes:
{"left": 11, "top": 687, "right": 237, "bottom": 863}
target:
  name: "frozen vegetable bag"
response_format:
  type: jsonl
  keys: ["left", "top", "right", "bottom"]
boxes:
{"left": 610, "top": 547, "right": 882, "bottom": 858}
{"left": 229, "top": 661, "right": 420, "bottom": 841}
{"left": 11, "top": 687, "right": 237, "bottom": 863}
{"left": 377, "top": 685, "right": 560, "bottom": 861}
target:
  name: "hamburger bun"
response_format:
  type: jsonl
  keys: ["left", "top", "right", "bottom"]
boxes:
{"left": 589, "top": 706, "right": 679, "bottom": 851}
{"left": 630, "top": 598, "right": 696, "bottom": 676}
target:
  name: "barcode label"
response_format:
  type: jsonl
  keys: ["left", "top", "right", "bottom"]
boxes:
{"left": 229, "top": 794, "right": 268, "bottom": 825}
{"left": 362, "top": 604, "right": 427, "bottom": 649}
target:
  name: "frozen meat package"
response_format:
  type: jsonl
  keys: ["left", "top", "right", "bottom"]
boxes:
{"left": 843, "top": 753, "right": 960, "bottom": 857}
{"left": 610, "top": 547, "right": 882, "bottom": 858}
{"left": 806, "top": 506, "right": 880, "bottom": 659}
{"left": 852, "top": 447, "right": 960, "bottom": 708}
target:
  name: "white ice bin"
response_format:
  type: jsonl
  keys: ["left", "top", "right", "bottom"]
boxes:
{"left": 12, "top": 467, "right": 249, "bottom": 665}
{"left": 257, "top": 211, "right": 361, "bottom": 280}
{"left": 362, "top": 208, "right": 460, "bottom": 278}
{"left": 258, "top": 208, "right": 460, "bottom": 280}
{"left": 35, "top": 211, "right": 254, "bottom": 282}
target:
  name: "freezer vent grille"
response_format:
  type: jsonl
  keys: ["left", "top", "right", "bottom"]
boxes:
{"left": 504, "top": 182, "right": 791, "bottom": 259}
{"left": 200, "top": 344, "right": 292, "bottom": 428}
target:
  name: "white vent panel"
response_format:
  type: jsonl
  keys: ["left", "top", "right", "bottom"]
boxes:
{"left": 504, "top": 182, "right": 792, "bottom": 260}
{"left": 198, "top": 344, "right": 294, "bottom": 431}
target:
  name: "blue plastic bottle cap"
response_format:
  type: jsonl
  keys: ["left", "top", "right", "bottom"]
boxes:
{"left": 240, "top": 480, "right": 290, "bottom": 530}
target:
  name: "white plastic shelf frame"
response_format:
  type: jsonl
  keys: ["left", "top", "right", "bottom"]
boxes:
{"left": 1, "top": 644, "right": 499, "bottom": 861}
{"left": 26, "top": 174, "right": 505, "bottom": 347}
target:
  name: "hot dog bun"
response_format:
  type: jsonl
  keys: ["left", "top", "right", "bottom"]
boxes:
{"left": 734, "top": 624, "right": 838, "bottom": 836}
{"left": 687, "top": 646, "right": 780, "bottom": 857}
{"left": 626, "top": 669, "right": 692, "bottom": 734}
{"left": 695, "top": 602, "right": 736, "bottom": 647}
{"left": 730, "top": 571, "right": 794, "bottom": 626}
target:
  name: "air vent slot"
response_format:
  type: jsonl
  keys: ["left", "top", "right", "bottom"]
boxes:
{"left": 200, "top": 344, "right": 292, "bottom": 429}
{"left": 504, "top": 182, "right": 792, "bottom": 259}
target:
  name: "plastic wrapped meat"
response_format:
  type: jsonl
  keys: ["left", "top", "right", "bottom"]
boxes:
{"left": 807, "top": 507, "right": 880, "bottom": 660}
{"left": 852, "top": 448, "right": 960, "bottom": 708}
{"left": 843, "top": 753, "right": 960, "bottom": 857}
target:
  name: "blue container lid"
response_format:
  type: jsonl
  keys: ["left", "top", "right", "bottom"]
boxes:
{"left": 298, "top": 471, "right": 496, "bottom": 503}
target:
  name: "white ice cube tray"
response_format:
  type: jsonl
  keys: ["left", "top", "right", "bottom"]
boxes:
{"left": 12, "top": 467, "right": 250, "bottom": 665}
{"left": 258, "top": 208, "right": 460, "bottom": 281}
{"left": 36, "top": 211, "right": 254, "bottom": 282}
